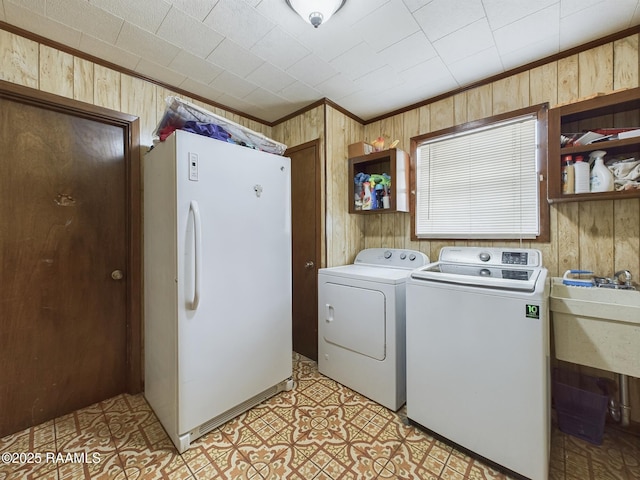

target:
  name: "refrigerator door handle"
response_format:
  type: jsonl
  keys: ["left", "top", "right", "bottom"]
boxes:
{"left": 189, "top": 200, "right": 201, "bottom": 310}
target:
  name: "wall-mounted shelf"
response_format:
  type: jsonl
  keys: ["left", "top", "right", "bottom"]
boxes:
{"left": 348, "top": 148, "right": 409, "bottom": 214}
{"left": 548, "top": 87, "right": 640, "bottom": 203}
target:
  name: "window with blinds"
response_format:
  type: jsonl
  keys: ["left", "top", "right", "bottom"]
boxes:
{"left": 414, "top": 113, "right": 541, "bottom": 239}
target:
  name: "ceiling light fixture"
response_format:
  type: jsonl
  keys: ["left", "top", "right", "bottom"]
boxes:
{"left": 285, "top": 0, "right": 347, "bottom": 28}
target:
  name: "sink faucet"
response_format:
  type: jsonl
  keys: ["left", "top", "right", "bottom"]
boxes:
{"left": 613, "top": 270, "right": 632, "bottom": 286}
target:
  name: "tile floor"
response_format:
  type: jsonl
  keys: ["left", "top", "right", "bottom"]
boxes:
{"left": 1, "top": 353, "right": 639, "bottom": 480}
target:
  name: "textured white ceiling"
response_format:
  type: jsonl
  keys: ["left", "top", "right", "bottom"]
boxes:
{"left": 2, "top": 0, "right": 639, "bottom": 122}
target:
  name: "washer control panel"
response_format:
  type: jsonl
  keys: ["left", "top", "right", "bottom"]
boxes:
{"left": 354, "top": 248, "right": 429, "bottom": 269}
{"left": 439, "top": 247, "right": 542, "bottom": 267}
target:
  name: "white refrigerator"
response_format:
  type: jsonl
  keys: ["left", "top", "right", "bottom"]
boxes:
{"left": 143, "top": 129, "right": 293, "bottom": 453}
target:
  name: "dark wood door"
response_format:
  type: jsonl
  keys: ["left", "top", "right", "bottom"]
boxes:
{"left": 288, "top": 140, "right": 321, "bottom": 361}
{"left": 0, "top": 95, "right": 129, "bottom": 437}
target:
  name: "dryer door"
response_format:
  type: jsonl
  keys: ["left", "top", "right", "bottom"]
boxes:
{"left": 320, "top": 282, "right": 386, "bottom": 360}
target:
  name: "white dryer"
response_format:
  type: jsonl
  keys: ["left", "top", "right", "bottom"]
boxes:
{"left": 317, "top": 248, "right": 429, "bottom": 411}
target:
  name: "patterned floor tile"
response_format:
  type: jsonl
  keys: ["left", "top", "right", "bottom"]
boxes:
{"left": 105, "top": 409, "right": 160, "bottom": 449}
{"left": 118, "top": 444, "right": 188, "bottom": 480}
{"left": 57, "top": 451, "right": 126, "bottom": 480}
{"left": 2, "top": 354, "right": 640, "bottom": 480}
{"left": 193, "top": 446, "right": 264, "bottom": 480}
{"left": 4, "top": 442, "right": 59, "bottom": 480}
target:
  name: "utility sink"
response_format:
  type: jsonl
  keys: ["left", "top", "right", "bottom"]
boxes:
{"left": 550, "top": 278, "right": 640, "bottom": 377}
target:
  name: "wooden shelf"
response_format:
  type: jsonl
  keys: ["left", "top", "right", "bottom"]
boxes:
{"left": 548, "top": 87, "right": 640, "bottom": 203}
{"left": 348, "top": 148, "right": 409, "bottom": 214}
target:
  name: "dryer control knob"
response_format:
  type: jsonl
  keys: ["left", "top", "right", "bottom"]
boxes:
{"left": 400, "top": 253, "right": 407, "bottom": 260}
{"left": 409, "top": 254, "right": 416, "bottom": 261}
{"left": 479, "top": 252, "right": 491, "bottom": 262}
{"left": 384, "top": 250, "right": 392, "bottom": 259}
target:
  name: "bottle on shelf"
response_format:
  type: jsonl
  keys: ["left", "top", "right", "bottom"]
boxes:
{"left": 574, "top": 155, "right": 590, "bottom": 194}
{"left": 561, "top": 155, "right": 575, "bottom": 194}
{"left": 589, "top": 150, "right": 614, "bottom": 192}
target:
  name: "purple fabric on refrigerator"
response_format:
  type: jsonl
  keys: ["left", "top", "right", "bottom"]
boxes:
{"left": 182, "top": 121, "right": 231, "bottom": 142}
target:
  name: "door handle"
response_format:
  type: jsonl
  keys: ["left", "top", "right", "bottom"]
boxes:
{"left": 189, "top": 201, "right": 201, "bottom": 311}
{"left": 305, "top": 261, "right": 315, "bottom": 269}
{"left": 111, "top": 270, "right": 124, "bottom": 280}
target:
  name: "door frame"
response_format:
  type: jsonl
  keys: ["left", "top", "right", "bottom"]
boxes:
{"left": 0, "top": 79, "right": 143, "bottom": 393}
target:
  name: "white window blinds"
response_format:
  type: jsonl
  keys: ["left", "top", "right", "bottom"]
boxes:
{"left": 415, "top": 114, "right": 539, "bottom": 239}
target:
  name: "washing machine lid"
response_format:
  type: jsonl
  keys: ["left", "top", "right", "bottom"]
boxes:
{"left": 409, "top": 247, "right": 544, "bottom": 292}
{"left": 411, "top": 262, "right": 542, "bottom": 291}
{"left": 319, "top": 264, "right": 412, "bottom": 284}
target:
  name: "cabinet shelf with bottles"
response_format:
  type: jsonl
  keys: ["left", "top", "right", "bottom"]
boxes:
{"left": 348, "top": 148, "right": 409, "bottom": 214}
{"left": 548, "top": 87, "right": 640, "bottom": 203}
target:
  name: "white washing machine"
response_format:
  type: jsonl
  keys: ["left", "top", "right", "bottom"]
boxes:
{"left": 406, "top": 247, "right": 550, "bottom": 480}
{"left": 318, "top": 248, "right": 429, "bottom": 411}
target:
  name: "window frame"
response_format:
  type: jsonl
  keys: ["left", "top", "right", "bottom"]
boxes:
{"left": 409, "top": 103, "right": 549, "bottom": 242}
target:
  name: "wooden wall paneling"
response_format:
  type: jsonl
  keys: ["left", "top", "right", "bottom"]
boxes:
{"left": 492, "top": 71, "right": 530, "bottom": 114}
{"left": 273, "top": 106, "right": 323, "bottom": 147}
{"left": 363, "top": 119, "right": 378, "bottom": 143}
{"left": 453, "top": 92, "right": 468, "bottom": 126}
{"left": 402, "top": 108, "right": 423, "bottom": 254}
{"left": 282, "top": 120, "right": 298, "bottom": 147}
{"left": 417, "top": 104, "right": 431, "bottom": 134}
{"left": 391, "top": 114, "right": 404, "bottom": 144}
{"left": 326, "top": 107, "right": 349, "bottom": 266}
{"left": 325, "top": 106, "right": 348, "bottom": 266}
{"left": 466, "top": 84, "right": 492, "bottom": 122}
{"left": 94, "top": 64, "right": 121, "bottom": 111}
{"left": 363, "top": 216, "right": 381, "bottom": 249}
{"left": 631, "top": 379, "right": 640, "bottom": 423}
{"left": 331, "top": 106, "right": 364, "bottom": 265}
{"left": 613, "top": 199, "right": 640, "bottom": 277}
{"left": 360, "top": 118, "right": 382, "bottom": 250}
{"left": 529, "top": 63, "right": 557, "bottom": 274}
{"left": 554, "top": 203, "right": 580, "bottom": 275}
{"left": 578, "top": 43, "right": 614, "bottom": 98}
{"left": 271, "top": 117, "right": 286, "bottom": 143}
{"left": 529, "top": 62, "right": 558, "bottom": 107}
{"left": 248, "top": 119, "right": 271, "bottom": 137}
{"left": 39, "top": 45, "right": 73, "bottom": 99}
{"left": 317, "top": 106, "right": 327, "bottom": 269}
{"left": 361, "top": 120, "right": 382, "bottom": 249}
{"left": 402, "top": 108, "right": 421, "bottom": 148}
{"left": 121, "top": 75, "right": 156, "bottom": 147}
{"left": 0, "top": 30, "right": 38, "bottom": 88}
{"left": 345, "top": 112, "right": 366, "bottom": 263}
{"left": 274, "top": 105, "right": 328, "bottom": 263}
{"left": 73, "top": 57, "right": 94, "bottom": 104}
{"left": 382, "top": 115, "right": 406, "bottom": 249}
{"left": 430, "top": 96, "right": 455, "bottom": 131}
{"left": 302, "top": 109, "right": 321, "bottom": 146}
{"left": 379, "top": 213, "right": 397, "bottom": 249}
{"left": 428, "top": 241, "right": 450, "bottom": 263}
{"left": 537, "top": 204, "right": 558, "bottom": 277}
{"left": 393, "top": 115, "right": 409, "bottom": 250}
{"left": 613, "top": 34, "right": 639, "bottom": 90}
{"left": 578, "top": 201, "right": 614, "bottom": 275}
{"left": 413, "top": 105, "right": 433, "bottom": 257}
{"left": 556, "top": 54, "right": 579, "bottom": 106}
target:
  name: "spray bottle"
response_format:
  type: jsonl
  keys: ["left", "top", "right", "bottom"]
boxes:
{"left": 589, "top": 150, "right": 614, "bottom": 192}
